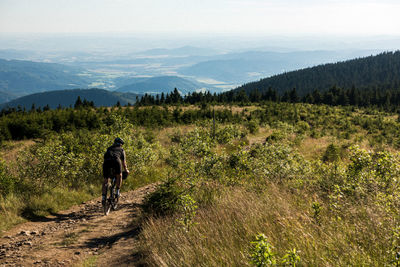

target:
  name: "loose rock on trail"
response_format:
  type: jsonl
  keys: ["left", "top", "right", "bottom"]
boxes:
{"left": 0, "top": 184, "right": 155, "bottom": 267}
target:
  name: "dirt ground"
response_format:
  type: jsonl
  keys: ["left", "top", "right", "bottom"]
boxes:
{"left": 0, "top": 184, "right": 156, "bottom": 267}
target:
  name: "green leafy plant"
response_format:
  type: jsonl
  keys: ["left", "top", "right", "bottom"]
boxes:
{"left": 312, "top": 201, "right": 322, "bottom": 225}
{"left": 282, "top": 248, "right": 301, "bottom": 267}
{"left": 249, "top": 233, "right": 276, "bottom": 267}
{"left": 176, "top": 193, "right": 198, "bottom": 232}
{"left": 389, "top": 226, "right": 400, "bottom": 267}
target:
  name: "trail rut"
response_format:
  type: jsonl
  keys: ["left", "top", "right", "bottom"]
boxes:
{"left": 0, "top": 184, "right": 156, "bottom": 267}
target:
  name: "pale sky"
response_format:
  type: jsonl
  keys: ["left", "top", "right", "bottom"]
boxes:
{"left": 1, "top": 0, "right": 400, "bottom": 36}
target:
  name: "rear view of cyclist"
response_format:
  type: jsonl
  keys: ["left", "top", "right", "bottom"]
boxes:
{"left": 102, "top": 137, "right": 129, "bottom": 206}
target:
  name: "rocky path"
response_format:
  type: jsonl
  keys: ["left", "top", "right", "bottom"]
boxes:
{"left": 0, "top": 184, "right": 156, "bottom": 267}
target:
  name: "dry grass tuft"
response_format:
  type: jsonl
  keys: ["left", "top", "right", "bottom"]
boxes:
{"left": 297, "top": 136, "right": 333, "bottom": 160}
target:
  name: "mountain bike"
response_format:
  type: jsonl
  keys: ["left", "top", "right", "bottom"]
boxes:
{"left": 103, "top": 171, "right": 128, "bottom": 215}
{"left": 103, "top": 176, "right": 119, "bottom": 215}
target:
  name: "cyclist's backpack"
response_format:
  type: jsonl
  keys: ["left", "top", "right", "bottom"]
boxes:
{"left": 104, "top": 145, "right": 123, "bottom": 161}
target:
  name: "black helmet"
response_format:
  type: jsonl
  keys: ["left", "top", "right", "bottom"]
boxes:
{"left": 114, "top": 137, "right": 124, "bottom": 145}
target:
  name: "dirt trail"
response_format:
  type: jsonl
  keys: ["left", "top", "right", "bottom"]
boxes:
{"left": 0, "top": 184, "right": 156, "bottom": 267}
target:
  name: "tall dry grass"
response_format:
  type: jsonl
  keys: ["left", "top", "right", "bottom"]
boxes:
{"left": 139, "top": 183, "right": 393, "bottom": 266}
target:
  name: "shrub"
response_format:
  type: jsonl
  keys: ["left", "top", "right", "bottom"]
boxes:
{"left": 143, "top": 177, "right": 185, "bottom": 216}
{"left": 295, "top": 121, "right": 310, "bottom": 134}
{"left": 265, "top": 131, "right": 285, "bottom": 143}
{"left": 176, "top": 194, "right": 198, "bottom": 231}
{"left": 282, "top": 248, "right": 301, "bottom": 267}
{"left": 247, "top": 120, "right": 260, "bottom": 134}
{"left": 249, "top": 233, "right": 276, "bottom": 267}
{"left": 322, "top": 143, "right": 341, "bottom": 162}
{"left": 215, "top": 124, "right": 244, "bottom": 144}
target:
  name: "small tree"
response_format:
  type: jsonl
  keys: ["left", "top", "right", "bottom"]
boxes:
{"left": 74, "top": 96, "right": 83, "bottom": 108}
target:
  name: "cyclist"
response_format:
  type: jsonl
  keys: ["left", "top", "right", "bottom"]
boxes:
{"left": 102, "top": 137, "right": 129, "bottom": 207}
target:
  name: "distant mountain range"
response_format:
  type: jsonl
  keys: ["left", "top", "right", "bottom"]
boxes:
{"left": 179, "top": 50, "right": 379, "bottom": 83}
{"left": 0, "top": 58, "right": 90, "bottom": 97}
{"left": 0, "top": 48, "right": 394, "bottom": 109}
{"left": 0, "top": 48, "right": 381, "bottom": 99}
{"left": 115, "top": 76, "right": 217, "bottom": 94}
{"left": 1, "top": 89, "right": 140, "bottom": 109}
{"left": 236, "top": 51, "right": 400, "bottom": 96}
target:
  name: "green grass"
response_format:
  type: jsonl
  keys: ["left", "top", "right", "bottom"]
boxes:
{"left": 77, "top": 256, "right": 98, "bottom": 267}
{"left": 0, "top": 187, "right": 97, "bottom": 233}
{"left": 60, "top": 231, "right": 79, "bottom": 246}
{"left": 0, "top": 194, "right": 26, "bottom": 235}
{"left": 21, "top": 188, "right": 94, "bottom": 220}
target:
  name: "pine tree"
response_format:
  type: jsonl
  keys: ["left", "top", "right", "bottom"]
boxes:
{"left": 74, "top": 96, "right": 83, "bottom": 108}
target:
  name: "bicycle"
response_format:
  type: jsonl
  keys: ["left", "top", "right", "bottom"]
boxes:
{"left": 103, "top": 176, "right": 119, "bottom": 215}
{"left": 103, "top": 171, "right": 128, "bottom": 216}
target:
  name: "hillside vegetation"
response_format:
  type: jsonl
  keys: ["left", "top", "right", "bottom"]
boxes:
{"left": 0, "top": 102, "right": 400, "bottom": 265}
{"left": 237, "top": 51, "right": 400, "bottom": 97}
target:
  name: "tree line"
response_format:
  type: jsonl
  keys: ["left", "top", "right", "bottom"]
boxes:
{"left": 135, "top": 86, "right": 400, "bottom": 112}
{"left": 0, "top": 102, "right": 240, "bottom": 141}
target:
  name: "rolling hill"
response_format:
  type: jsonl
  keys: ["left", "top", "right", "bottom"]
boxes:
{"left": 116, "top": 76, "right": 217, "bottom": 94}
{"left": 236, "top": 51, "right": 400, "bottom": 96}
{"left": 0, "top": 88, "right": 140, "bottom": 109}
{"left": 0, "top": 58, "right": 90, "bottom": 97}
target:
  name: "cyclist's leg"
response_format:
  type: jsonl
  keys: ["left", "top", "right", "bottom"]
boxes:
{"left": 115, "top": 173, "right": 122, "bottom": 198}
{"left": 102, "top": 160, "right": 114, "bottom": 205}
{"left": 114, "top": 158, "right": 123, "bottom": 198}
{"left": 102, "top": 177, "right": 109, "bottom": 205}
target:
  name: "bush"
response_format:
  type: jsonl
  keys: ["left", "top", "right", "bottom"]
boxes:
{"left": 322, "top": 144, "right": 341, "bottom": 162}
{"left": 265, "top": 131, "right": 285, "bottom": 143}
{"left": 295, "top": 121, "right": 310, "bottom": 134}
{"left": 247, "top": 120, "right": 260, "bottom": 134}
{"left": 143, "top": 177, "right": 185, "bottom": 216}
{"left": 215, "top": 125, "right": 244, "bottom": 144}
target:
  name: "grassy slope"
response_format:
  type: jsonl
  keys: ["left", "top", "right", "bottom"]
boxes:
{"left": 140, "top": 185, "right": 389, "bottom": 266}
{"left": 1, "top": 104, "right": 399, "bottom": 266}
{"left": 136, "top": 105, "right": 400, "bottom": 266}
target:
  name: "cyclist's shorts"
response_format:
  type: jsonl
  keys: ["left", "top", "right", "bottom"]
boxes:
{"left": 103, "top": 159, "right": 122, "bottom": 178}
